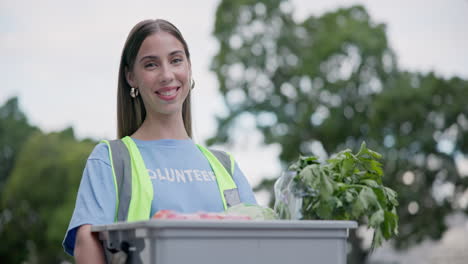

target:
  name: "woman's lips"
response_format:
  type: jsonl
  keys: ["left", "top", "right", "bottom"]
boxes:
{"left": 155, "top": 87, "right": 180, "bottom": 101}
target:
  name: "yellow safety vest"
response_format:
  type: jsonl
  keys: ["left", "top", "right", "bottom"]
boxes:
{"left": 102, "top": 136, "right": 240, "bottom": 222}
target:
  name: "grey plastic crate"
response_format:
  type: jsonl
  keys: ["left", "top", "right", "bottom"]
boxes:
{"left": 92, "top": 219, "right": 357, "bottom": 264}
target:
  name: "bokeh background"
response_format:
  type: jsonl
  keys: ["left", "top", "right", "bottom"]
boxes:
{"left": 1, "top": 0, "right": 467, "bottom": 263}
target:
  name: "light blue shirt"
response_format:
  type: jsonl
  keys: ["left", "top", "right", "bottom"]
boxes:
{"left": 63, "top": 138, "right": 257, "bottom": 256}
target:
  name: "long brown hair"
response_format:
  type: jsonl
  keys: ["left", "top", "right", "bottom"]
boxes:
{"left": 117, "top": 19, "right": 192, "bottom": 139}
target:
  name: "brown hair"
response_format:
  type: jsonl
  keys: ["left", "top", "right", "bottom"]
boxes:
{"left": 117, "top": 19, "right": 192, "bottom": 139}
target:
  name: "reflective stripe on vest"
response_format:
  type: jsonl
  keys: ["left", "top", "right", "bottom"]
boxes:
{"left": 196, "top": 145, "right": 238, "bottom": 210}
{"left": 102, "top": 136, "right": 240, "bottom": 222}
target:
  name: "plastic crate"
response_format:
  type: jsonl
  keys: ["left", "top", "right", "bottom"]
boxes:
{"left": 92, "top": 219, "right": 357, "bottom": 264}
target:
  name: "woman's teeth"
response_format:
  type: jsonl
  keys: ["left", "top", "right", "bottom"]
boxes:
{"left": 159, "top": 90, "right": 176, "bottom": 96}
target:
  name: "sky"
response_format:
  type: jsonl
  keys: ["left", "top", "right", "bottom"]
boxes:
{"left": 1, "top": 0, "right": 467, "bottom": 205}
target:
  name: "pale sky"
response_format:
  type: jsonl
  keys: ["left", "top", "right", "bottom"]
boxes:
{"left": 1, "top": 0, "right": 467, "bottom": 205}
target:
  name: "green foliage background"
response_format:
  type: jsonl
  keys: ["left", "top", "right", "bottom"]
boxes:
{"left": 0, "top": 98, "right": 95, "bottom": 263}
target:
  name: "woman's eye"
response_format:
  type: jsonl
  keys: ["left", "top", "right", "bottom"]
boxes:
{"left": 172, "top": 58, "right": 183, "bottom": 64}
{"left": 145, "top": 62, "right": 157, "bottom": 68}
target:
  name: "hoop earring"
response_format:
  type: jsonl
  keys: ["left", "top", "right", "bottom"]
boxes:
{"left": 191, "top": 79, "right": 195, "bottom": 90}
{"left": 130, "top": 87, "right": 139, "bottom": 98}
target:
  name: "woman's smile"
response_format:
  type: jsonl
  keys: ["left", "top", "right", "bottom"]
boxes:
{"left": 155, "top": 86, "right": 180, "bottom": 101}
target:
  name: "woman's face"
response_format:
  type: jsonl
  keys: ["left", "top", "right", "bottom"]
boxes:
{"left": 127, "top": 31, "right": 191, "bottom": 119}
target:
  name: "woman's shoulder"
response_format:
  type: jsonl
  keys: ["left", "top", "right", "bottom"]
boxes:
{"left": 87, "top": 141, "right": 111, "bottom": 163}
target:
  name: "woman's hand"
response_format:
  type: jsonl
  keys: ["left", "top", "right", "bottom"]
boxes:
{"left": 74, "top": 224, "right": 106, "bottom": 264}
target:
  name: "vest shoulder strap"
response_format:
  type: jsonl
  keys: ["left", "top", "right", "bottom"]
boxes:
{"left": 120, "top": 136, "right": 153, "bottom": 221}
{"left": 197, "top": 145, "right": 240, "bottom": 208}
{"left": 105, "top": 139, "right": 133, "bottom": 222}
{"left": 207, "top": 148, "right": 235, "bottom": 177}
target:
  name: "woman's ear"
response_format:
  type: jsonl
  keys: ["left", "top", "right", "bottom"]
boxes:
{"left": 125, "top": 66, "right": 136, "bottom": 88}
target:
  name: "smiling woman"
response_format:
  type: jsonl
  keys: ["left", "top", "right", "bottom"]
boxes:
{"left": 117, "top": 19, "right": 194, "bottom": 140}
{"left": 62, "top": 19, "right": 257, "bottom": 264}
{"left": 125, "top": 31, "right": 192, "bottom": 139}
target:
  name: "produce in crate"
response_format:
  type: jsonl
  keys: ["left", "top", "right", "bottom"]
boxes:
{"left": 274, "top": 142, "right": 398, "bottom": 249}
{"left": 153, "top": 203, "right": 277, "bottom": 221}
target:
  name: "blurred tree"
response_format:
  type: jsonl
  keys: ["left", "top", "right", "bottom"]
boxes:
{"left": 368, "top": 71, "right": 468, "bottom": 250}
{"left": 0, "top": 97, "right": 38, "bottom": 193}
{"left": 0, "top": 128, "right": 95, "bottom": 263}
{"left": 209, "top": 0, "right": 468, "bottom": 263}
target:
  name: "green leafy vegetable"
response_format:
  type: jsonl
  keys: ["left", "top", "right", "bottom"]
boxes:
{"left": 275, "top": 142, "right": 399, "bottom": 249}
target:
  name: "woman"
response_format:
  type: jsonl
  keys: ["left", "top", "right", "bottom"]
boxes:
{"left": 63, "top": 19, "right": 257, "bottom": 263}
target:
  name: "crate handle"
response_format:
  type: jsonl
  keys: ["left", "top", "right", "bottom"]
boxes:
{"left": 108, "top": 241, "right": 131, "bottom": 264}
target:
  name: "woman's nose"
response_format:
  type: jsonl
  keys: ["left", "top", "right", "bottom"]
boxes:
{"left": 159, "top": 64, "right": 174, "bottom": 84}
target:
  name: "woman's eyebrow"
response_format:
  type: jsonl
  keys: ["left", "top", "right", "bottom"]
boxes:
{"left": 139, "top": 50, "right": 184, "bottom": 63}
{"left": 140, "top": 55, "right": 159, "bottom": 62}
{"left": 169, "top": 50, "right": 184, "bottom": 56}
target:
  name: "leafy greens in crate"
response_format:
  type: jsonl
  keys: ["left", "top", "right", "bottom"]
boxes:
{"left": 274, "top": 142, "right": 398, "bottom": 249}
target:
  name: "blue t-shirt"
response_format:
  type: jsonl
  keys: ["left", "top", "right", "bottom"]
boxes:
{"left": 63, "top": 138, "right": 257, "bottom": 256}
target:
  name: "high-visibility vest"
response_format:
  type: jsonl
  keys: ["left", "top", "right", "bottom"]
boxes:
{"left": 102, "top": 136, "right": 241, "bottom": 222}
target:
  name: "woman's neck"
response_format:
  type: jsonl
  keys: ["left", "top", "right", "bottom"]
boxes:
{"left": 131, "top": 113, "right": 189, "bottom": 141}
